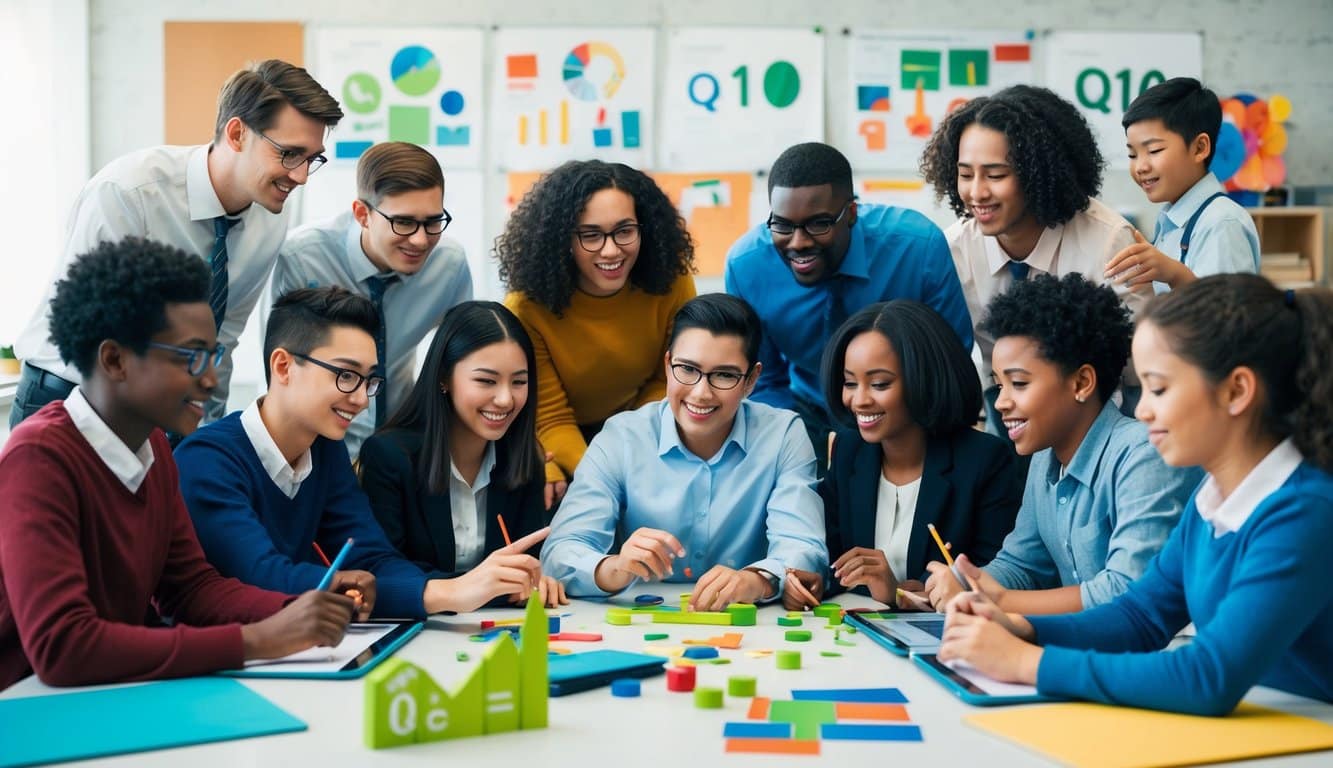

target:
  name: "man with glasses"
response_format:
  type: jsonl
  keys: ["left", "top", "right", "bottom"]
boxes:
{"left": 12, "top": 60, "right": 342, "bottom": 430}
{"left": 273, "top": 142, "right": 471, "bottom": 459}
{"left": 542, "top": 294, "right": 827, "bottom": 607}
{"left": 724, "top": 142, "right": 973, "bottom": 472}
{"left": 176, "top": 287, "right": 550, "bottom": 618}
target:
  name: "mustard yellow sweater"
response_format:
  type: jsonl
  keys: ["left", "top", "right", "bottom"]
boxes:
{"left": 505, "top": 274, "right": 696, "bottom": 482}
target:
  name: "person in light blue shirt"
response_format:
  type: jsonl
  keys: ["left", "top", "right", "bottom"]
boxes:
{"left": 923, "top": 274, "right": 1200, "bottom": 613}
{"left": 541, "top": 294, "right": 827, "bottom": 610}
{"left": 724, "top": 142, "right": 972, "bottom": 471}
{"left": 1106, "top": 78, "right": 1260, "bottom": 294}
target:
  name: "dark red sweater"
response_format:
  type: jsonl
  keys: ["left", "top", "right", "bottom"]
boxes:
{"left": 0, "top": 403, "right": 290, "bottom": 690}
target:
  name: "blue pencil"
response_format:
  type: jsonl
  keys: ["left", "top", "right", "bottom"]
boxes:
{"left": 316, "top": 537, "right": 354, "bottom": 591}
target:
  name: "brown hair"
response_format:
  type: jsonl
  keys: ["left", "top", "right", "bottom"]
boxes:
{"left": 356, "top": 142, "right": 445, "bottom": 206}
{"left": 213, "top": 59, "right": 342, "bottom": 141}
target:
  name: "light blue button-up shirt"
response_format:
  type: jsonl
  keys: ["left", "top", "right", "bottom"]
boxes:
{"left": 983, "top": 401, "right": 1202, "bottom": 607}
{"left": 1151, "top": 172, "right": 1260, "bottom": 294}
{"left": 540, "top": 399, "right": 828, "bottom": 597}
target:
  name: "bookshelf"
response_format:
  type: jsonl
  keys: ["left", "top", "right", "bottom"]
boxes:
{"left": 1247, "top": 206, "right": 1326, "bottom": 287}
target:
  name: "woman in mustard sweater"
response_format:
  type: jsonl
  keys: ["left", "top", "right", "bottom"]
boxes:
{"left": 497, "top": 160, "right": 696, "bottom": 506}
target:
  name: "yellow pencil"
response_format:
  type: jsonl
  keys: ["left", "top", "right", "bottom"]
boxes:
{"left": 927, "top": 523, "right": 954, "bottom": 566}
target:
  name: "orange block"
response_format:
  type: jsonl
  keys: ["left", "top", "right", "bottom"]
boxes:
{"left": 836, "top": 702, "right": 910, "bottom": 721}
{"left": 507, "top": 54, "right": 538, "bottom": 78}
{"left": 725, "top": 738, "right": 821, "bottom": 755}
{"left": 748, "top": 696, "right": 771, "bottom": 720}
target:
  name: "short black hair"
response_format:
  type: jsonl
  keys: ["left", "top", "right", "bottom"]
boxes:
{"left": 49, "top": 237, "right": 209, "bottom": 378}
{"left": 263, "top": 287, "right": 380, "bottom": 386}
{"left": 768, "top": 142, "right": 854, "bottom": 198}
{"left": 979, "top": 273, "right": 1131, "bottom": 405}
{"left": 821, "top": 301, "right": 983, "bottom": 436}
{"left": 667, "top": 293, "right": 762, "bottom": 368}
{"left": 920, "top": 85, "right": 1105, "bottom": 228}
{"left": 1122, "top": 77, "right": 1221, "bottom": 168}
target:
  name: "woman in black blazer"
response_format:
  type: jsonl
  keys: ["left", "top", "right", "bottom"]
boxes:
{"left": 785, "top": 301, "right": 1021, "bottom": 610}
{"left": 359, "top": 301, "right": 565, "bottom": 607}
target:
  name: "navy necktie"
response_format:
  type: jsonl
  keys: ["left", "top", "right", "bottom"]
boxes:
{"left": 366, "top": 274, "right": 398, "bottom": 427}
{"left": 1007, "top": 260, "right": 1031, "bottom": 282}
{"left": 209, "top": 216, "right": 238, "bottom": 331}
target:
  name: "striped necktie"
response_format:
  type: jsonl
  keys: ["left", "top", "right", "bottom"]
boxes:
{"left": 367, "top": 274, "right": 398, "bottom": 427}
{"left": 210, "top": 216, "right": 238, "bottom": 331}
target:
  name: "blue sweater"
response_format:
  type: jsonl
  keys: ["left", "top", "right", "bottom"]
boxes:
{"left": 1030, "top": 463, "right": 1333, "bottom": 714}
{"left": 175, "top": 413, "right": 429, "bottom": 618}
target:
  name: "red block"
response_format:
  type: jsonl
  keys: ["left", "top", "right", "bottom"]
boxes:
{"left": 666, "top": 665, "right": 697, "bottom": 692}
{"left": 994, "top": 44, "right": 1031, "bottom": 62}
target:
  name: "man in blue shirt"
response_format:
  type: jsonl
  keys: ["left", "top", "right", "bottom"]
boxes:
{"left": 724, "top": 142, "right": 973, "bottom": 470}
{"left": 541, "top": 294, "right": 827, "bottom": 609}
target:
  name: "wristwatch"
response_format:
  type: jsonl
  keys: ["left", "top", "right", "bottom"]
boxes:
{"left": 745, "top": 567, "right": 781, "bottom": 599}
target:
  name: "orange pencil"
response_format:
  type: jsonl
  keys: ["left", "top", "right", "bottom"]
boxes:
{"left": 312, "top": 541, "right": 332, "bottom": 567}
{"left": 497, "top": 514, "right": 513, "bottom": 547}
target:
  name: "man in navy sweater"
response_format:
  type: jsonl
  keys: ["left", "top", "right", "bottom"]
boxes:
{"left": 175, "top": 287, "right": 550, "bottom": 617}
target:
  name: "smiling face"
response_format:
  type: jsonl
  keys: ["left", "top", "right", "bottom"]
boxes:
{"left": 571, "top": 187, "right": 640, "bottom": 296}
{"left": 1132, "top": 320, "right": 1232, "bottom": 468}
{"left": 665, "top": 328, "right": 757, "bottom": 460}
{"left": 957, "top": 123, "right": 1043, "bottom": 257}
{"left": 355, "top": 187, "right": 445, "bottom": 275}
{"left": 840, "top": 330, "right": 922, "bottom": 448}
{"left": 446, "top": 340, "right": 530, "bottom": 446}
{"left": 231, "top": 104, "right": 328, "bottom": 214}
{"left": 1125, "top": 118, "right": 1210, "bottom": 205}
{"left": 122, "top": 302, "right": 220, "bottom": 437}
{"left": 767, "top": 184, "right": 856, "bottom": 285}
{"left": 285, "top": 325, "right": 377, "bottom": 441}
{"left": 991, "top": 335, "right": 1093, "bottom": 460}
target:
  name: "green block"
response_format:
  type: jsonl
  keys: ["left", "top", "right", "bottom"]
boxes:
{"left": 451, "top": 660, "right": 484, "bottom": 738}
{"left": 725, "top": 603, "right": 757, "bottom": 626}
{"left": 644, "top": 632, "right": 669, "bottom": 641}
{"left": 948, "top": 48, "right": 990, "bottom": 86}
{"left": 388, "top": 105, "right": 430, "bottom": 143}
{"left": 820, "top": 651, "right": 843, "bottom": 658}
{"left": 519, "top": 590, "right": 549, "bottom": 730}
{"left": 694, "top": 686, "right": 724, "bottom": 708}
{"left": 776, "top": 650, "right": 802, "bottom": 670}
{"left": 900, "top": 49, "right": 942, "bottom": 91}
{"left": 777, "top": 616, "right": 802, "bottom": 627}
{"left": 606, "top": 608, "right": 632, "bottom": 626}
{"left": 769, "top": 700, "right": 836, "bottom": 740}
{"left": 483, "top": 633, "right": 520, "bottom": 733}
{"left": 784, "top": 630, "right": 813, "bottom": 642}
{"left": 456, "top": 652, "right": 469, "bottom": 662}
{"left": 811, "top": 603, "right": 842, "bottom": 619}
{"left": 651, "top": 611, "right": 732, "bottom": 626}
{"left": 363, "top": 657, "right": 422, "bottom": 749}
{"left": 416, "top": 664, "right": 456, "bottom": 743}
{"left": 727, "top": 675, "right": 757, "bottom": 697}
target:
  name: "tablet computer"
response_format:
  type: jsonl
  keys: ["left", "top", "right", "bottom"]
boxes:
{"left": 912, "top": 654, "right": 1057, "bottom": 706}
{"left": 843, "top": 609, "right": 946, "bottom": 656}
{"left": 220, "top": 620, "right": 423, "bottom": 680}
{"left": 548, "top": 650, "right": 667, "bottom": 696}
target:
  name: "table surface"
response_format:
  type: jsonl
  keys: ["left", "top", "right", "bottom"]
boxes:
{"left": 4, "top": 589, "right": 1331, "bottom": 767}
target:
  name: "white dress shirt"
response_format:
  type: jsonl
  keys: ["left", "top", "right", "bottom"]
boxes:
{"left": 239, "top": 399, "right": 313, "bottom": 499}
{"left": 448, "top": 443, "right": 496, "bottom": 570}
{"left": 63, "top": 387, "right": 155, "bottom": 492}
{"left": 1195, "top": 438, "right": 1303, "bottom": 537}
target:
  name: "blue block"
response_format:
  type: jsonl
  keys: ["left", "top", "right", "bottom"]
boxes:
{"left": 592, "top": 127, "right": 613, "bottom": 147}
{"left": 621, "top": 111, "right": 641, "bottom": 148}
{"left": 611, "top": 678, "right": 641, "bottom": 698}
{"left": 334, "top": 141, "right": 374, "bottom": 159}
{"left": 635, "top": 594, "right": 664, "bottom": 605}
{"left": 723, "top": 722, "right": 792, "bottom": 739}
{"left": 791, "top": 687, "right": 908, "bottom": 704}
{"left": 683, "top": 646, "right": 719, "bottom": 660}
{"left": 436, "top": 125, "right": 471, "bottom": 146}
{"left": 820, "top": 723, "right": 923, "bottom": 742}
{"left": 548, "top": 616, "right": 560, "bottom": 633}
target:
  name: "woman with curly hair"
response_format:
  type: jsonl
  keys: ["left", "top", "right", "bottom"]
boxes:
{"left": 922, "top": 274, "right": 1199, "bottom": 614}
{"left": 938, "top": 275, "right": 1333, "bottom": 714}
{"left": 496, "top": 161, "right": 695, "bottom": 503}
{"left": 921, "top": 85, "right": 1149, "bottom": 429}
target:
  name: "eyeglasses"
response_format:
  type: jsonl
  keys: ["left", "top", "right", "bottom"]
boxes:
{"left": 670, "top": 362, "right": 751, "bottom": 391}
{"left": 251, "top": 127, "right": 328, "bottom": 175}
{"left": 292, "top": 352, "right": 384, "bottom": 397}
{"left": 148, "top": 342, "right": 226, "bottom": 376}
{"left": 364, "top": 201, "right": 452, "bottom": 236}
{"left": 766, "top": 200, "right": 853, "bottom": 238}
{"left": 575, "top": 223, "right": 641, "bottom": 253}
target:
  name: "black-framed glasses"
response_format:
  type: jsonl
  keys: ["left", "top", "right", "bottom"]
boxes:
{"left": 251, "top": 127, "right": 328, "bottom": 175}
{"left": 364, "top": 201, "right": 452, "bottom": 236}
{"left": 766, "top": 200, "right": 852, "bottom": 237}
{"left": 670, "top": 362, "right": 752, "bottom": 391}
{"left": 575, "top": 223, "right": 641, "bottom": 253}
{"left": 148, "top": 342, "right": 226, "bottom": 377}
{"left": 292, "top": 352, "right": 384, "bottom": 397}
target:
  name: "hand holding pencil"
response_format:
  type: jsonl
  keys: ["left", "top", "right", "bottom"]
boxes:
{"left": 313, "top": 540, "right": 376, "bottom": 620}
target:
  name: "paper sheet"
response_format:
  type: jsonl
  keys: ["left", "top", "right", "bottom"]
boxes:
{"left": 241, "top": 623, "right": 400, "bottom": 673}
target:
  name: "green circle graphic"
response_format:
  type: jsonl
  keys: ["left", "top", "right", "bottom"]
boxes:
{"left": 342, "top": 73, "right": 382, "bottom": 115}
{"left": 763, "top": 61, "right": 800, "bottom": 108}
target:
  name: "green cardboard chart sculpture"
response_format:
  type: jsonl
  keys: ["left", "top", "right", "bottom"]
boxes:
{"left": 364, "top": 592, "right": 548, "bottom": 748}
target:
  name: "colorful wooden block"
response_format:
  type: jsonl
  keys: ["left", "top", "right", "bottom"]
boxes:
{"left": 694, "top": 686, "right": 724, "bottom": 708}
{"left": 725, "top": 603, "right": 757, "bottom": 626}
{"left": 776, "top": 650, "right": 802, "bottom": 670}
{"left": 651, "top": 610, "right": 732, "bottom": 626}
{"left": 727, "top": 675, "right": 757, "bottom": 697}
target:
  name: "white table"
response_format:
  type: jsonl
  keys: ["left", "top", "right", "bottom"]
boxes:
{"left": 4, "top": 590, "right": 1331, "bottom": 766}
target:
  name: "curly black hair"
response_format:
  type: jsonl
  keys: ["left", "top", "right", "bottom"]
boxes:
{"left": 920, "top": 84, "right": 1106, "bottom": 228}
{"left": 979, "top": 273, "right": 1131, "bottom": 405}
{"left": 494, "top": 160, "right": 694, "bottom": 317}
{"left": 49, "top": 237, "right": 209, "bottom": 378}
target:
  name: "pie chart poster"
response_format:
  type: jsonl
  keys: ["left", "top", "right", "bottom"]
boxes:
{"left": 661, "top": 28, "right": 824, "bottom": 172}
{"left": 311, "top": 27, "right": 485, "bottom": 169}
{"left": 843, "top": 30, "right": 1034, "bottom": 172}
{"left": 492, "top": 27, "right": 656, "bottom": 170}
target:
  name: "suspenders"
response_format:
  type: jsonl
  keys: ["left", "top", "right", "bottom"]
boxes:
{"left": 1176, "top": 192, "right": 1228, "bottom": 262}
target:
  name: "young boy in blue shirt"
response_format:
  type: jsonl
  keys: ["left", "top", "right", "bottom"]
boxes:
{"left": 176, "top": 287, "right": 558, "bottom": 617}
{"left": 1106, "top": 77, "right": 1260, "bottom": 293}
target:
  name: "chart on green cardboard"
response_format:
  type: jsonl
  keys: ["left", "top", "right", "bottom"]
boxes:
{"left": 844, "top": 30, "right": 1035, "bottom": 171}
{"left": 661, "top": 28, "right": 824, "bottom": 171}
{"left": 491, "top": 27, "right": 655, "bottom": 170}
{"left": 1043, "top": 31, "right": 1201, "bottom": 170}
{"left": 312, "top": 27, "right": 484, "bottom": 169}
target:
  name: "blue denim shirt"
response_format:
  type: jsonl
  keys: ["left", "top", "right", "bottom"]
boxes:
{"left": 984, "top": 401, "right": 1202, "bottom": 607}
{"left": 540, "top": 400, "right": 828, "bottom": 597}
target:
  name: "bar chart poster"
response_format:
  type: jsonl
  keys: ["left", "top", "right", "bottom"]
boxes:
{"left": 311, "top": 27, "right": 485, "bottom": 169}
{"left": 844, "top": 30, "right": 1034, "bottom": 170}
{"left": 492, "top": 27, "right": 655, "bottom": 170}
{"left": 661, "top": 28, "right": 824, "bottom": 172}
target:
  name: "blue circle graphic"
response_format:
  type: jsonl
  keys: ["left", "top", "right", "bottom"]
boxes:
{"left": 439, "top": 90, "right": 465, "bottom": 116}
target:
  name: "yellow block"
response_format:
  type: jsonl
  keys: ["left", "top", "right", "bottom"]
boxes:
{"left": 966, "top": 702, "right": 1333, "bottom": 768}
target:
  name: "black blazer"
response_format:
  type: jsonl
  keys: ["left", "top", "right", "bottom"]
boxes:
{"left": 359, "top": 427, "right": 548, "bottom": 577}
{"left": 819, "top": 427, "right": 1022, "bottom": 592}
